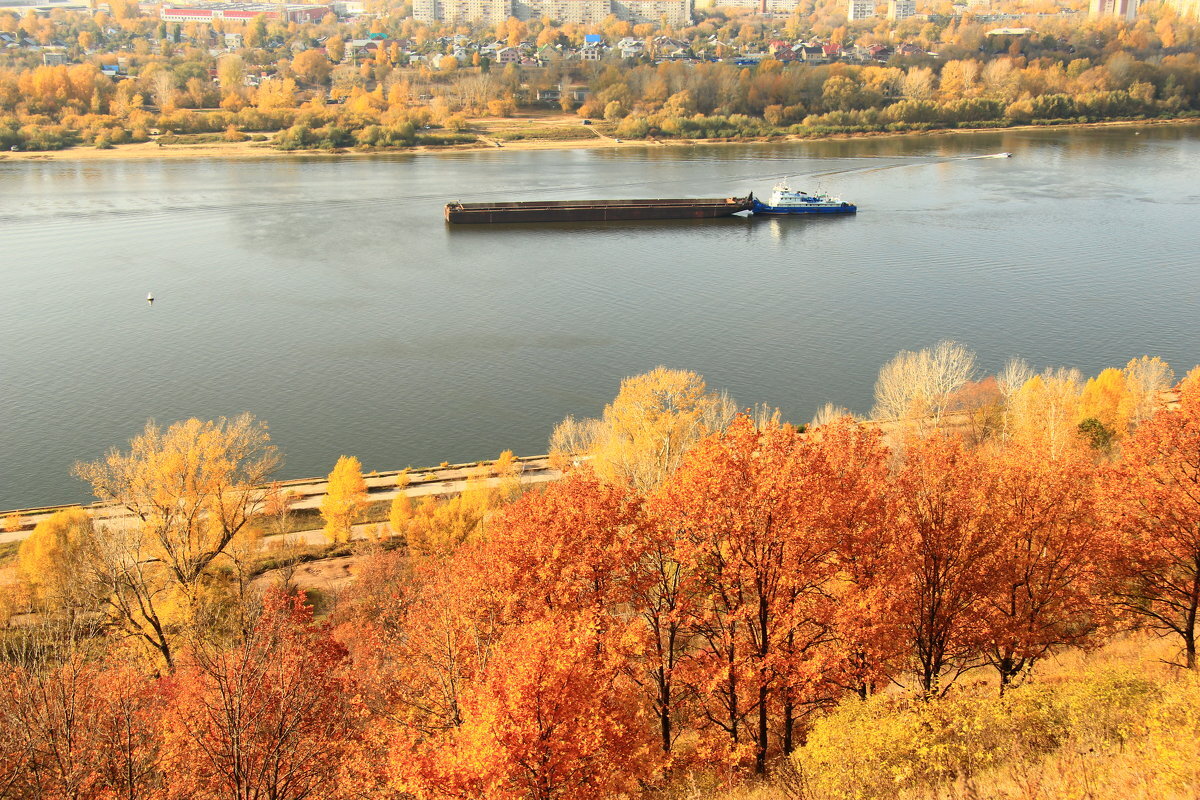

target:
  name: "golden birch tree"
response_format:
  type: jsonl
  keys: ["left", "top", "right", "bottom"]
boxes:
{"left": 321, "top": 455, "right": 367, "bottom": 544}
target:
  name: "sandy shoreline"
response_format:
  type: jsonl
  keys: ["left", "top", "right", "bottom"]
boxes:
{"left": 0, "top": 116, "right": 1196, "bottom": 164}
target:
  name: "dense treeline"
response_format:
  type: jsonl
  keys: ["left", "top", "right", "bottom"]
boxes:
{"left": 583, "top": 52, "right": 1200, "bottom": 139}
{"left": 2, "top": 352, "right": 1199, "bottom": 798}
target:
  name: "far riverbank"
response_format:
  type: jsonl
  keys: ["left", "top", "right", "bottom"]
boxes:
{"left": 1, "top": 115, "right": 1197, "bottom": 163}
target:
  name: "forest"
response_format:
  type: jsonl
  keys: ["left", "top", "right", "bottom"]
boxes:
{"left": 2, "top": 0, "right": 1200, "bottom": 150}
{"left": 2, "top": 346, "right": 1199, "bottom": 799}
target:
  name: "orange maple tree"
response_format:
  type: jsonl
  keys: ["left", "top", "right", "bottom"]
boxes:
{"left": 976, "top": 443, "right": 1110, "bottom": 689}
{"left": 652, "top": 415, "right": 840, "bottom": 774}
{"left": 891, "top": 435, "right": 998, "bottom": 695}
{"left": 1104, "top": 368, "right": 1200, "bottom": 669}
{"left": 162, "top": 589, "right": 358, "bottom": 800}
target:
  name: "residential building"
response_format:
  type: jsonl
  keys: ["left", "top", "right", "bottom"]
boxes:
{"left": 611, "top": 0, "right": 692, "bottom": 24}
{"left": 1166, "top": 0, "right": 1199, "bottom": 18}
{"left": 417, "top": 0, "right": 689, "bottom": 24}
{"left": 159, "top": 2, "right": 330, "bottom": 23}
{"left": 847, "top": 0, "right": 876, "bottom": 19}
{"left": 511, "top": 0, "right": 609, "bottom": 23}
{"left": 617, "top": 36, "right": 645, "bottom": 57}
{"left": 887, "top": 0, "right": 916, "bottom": 19}
{"left": 1089, "top": 0, "right": 1138, "bottom": 19}
{"left": 413, "top": 0, "right": 511, "bottom": 24}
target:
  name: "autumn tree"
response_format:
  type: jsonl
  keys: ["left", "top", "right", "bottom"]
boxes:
{"left": 1004, "top": 367, "right": 1084, "bottom": 457}
{"left": 1104, "top": 368, "right": 1200, "bottom": 669}
{"left": 1077, "top": 367, "right": 1131, "bottom": 441}
{"left": 549, "top": 366, "right": 735, "bottom": 494}
{"left": 319, "top": 34, "right": 343, "bottom": 63}
{"left": 149, "top": 68, "right": 177, "bottom": 111}
{"left": 892, "top": 435, "right": 997, "bottom": 694}
{"left": 262, "top": 481, "right": 300, "bottom": 536}
{"left": 871, "top": 341, "right": 976, "bottom": 431}
{"left": 320, "top": 454, "right": 367, "bottom": 543}
{"left": 217, "top": 53, "right": 246, "bottom": 90}
{"left": 1123, "top": 354, "right": 1174, "bottom": 426}
{"left": 809, "top": 420, "right": 902, "bottom": 700}
{"left": 484, "top": 470, "right": 639, "bottom": 631}
{"left": 0, "top": 640, "right": 163, "bottom": 800}
{"left": 653, "top": 416, "right": 840, "bottom": 774}
{"left": 163, "top": 590, "right": 357, "bottom": 799}
{"left": 18, "top": 507, "right": 97, "bottom": 619}
{"left": 630, "top": 495, "right": 694, "bottom": 765}
{"left": 446, "top": 617, "right": 650, "bottom": 800}
{"left": 292, "top": 48, "right": 332, "bottom": 86}
{"left": 976, "top": 443, "right": 1109, "bottom": 690}
{"left": 73, "top": 414, "right": 278, "bottom": 667}
{"left": 246, "top": 13, "right": 268, "bottom": 48}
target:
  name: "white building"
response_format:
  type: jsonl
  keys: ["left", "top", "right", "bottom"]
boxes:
{"left": 1167, "top": 0, "right": 1199, "bottom": 18}
{"left": 847, "top": 0, "right": 876, "bottom": 20}
{"left": 413, "top": 0, "right": 511, "bottom": 24}
{"left": 887, "top": 0, "right": 915, "bottom": 19}
{"left": 417, "top": 0, "right": 690, "bottom": 24}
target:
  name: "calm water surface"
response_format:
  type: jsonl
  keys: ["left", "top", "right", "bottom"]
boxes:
{"left": 2, "top": 126, "right": 1199, "bottom": 508}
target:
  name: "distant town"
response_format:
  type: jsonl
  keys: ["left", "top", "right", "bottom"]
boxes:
{"left": 1, "top": 0, "right": 1198, "bottom": 152}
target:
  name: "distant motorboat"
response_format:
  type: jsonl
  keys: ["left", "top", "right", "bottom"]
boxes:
{"left": 147, "top": 292, "right": 154, "bottom": 305}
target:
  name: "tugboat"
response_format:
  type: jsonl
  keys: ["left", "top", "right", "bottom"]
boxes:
{"left": 751, "top": 182, "right": 856, "bottom": 215}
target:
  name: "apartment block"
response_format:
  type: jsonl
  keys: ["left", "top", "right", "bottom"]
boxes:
{"left": 1088, "top": 0, "right": 1138, "bottom": 20}
{"left": 847, "top": 0, "right": 876, "bottom": 20}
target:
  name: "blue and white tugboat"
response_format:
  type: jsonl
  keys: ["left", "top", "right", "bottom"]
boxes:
{"left": 751, "top": 182, "right": 856, "bottom": 215}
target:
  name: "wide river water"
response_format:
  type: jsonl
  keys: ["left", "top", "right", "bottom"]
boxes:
{"left": 2, "top": 125, "right": 1199, "bottom": 509}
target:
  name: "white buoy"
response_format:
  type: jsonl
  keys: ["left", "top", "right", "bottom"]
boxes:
{"left": 147, "top": 292, "right": 154, "bottom": 305}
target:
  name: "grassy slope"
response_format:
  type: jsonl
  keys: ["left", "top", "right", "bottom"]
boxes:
{"left": 703, "top": 635, "right": 1199, "bottom": 800}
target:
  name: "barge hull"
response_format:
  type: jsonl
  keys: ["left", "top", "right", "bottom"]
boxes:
{"left": 445, "top": 196, "right": 754, "bottom": 224}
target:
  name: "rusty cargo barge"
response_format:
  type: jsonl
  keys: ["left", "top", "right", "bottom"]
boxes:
{"left": 445, "top": 195, "right": 755, "bottom": 224}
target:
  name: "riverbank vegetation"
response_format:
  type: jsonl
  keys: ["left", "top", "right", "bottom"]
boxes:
{"left": 2, "top": 347, "right": 1198, "bottom": 798}
{"left": 2, "top": 0, "right": 1200, "bottom": 151}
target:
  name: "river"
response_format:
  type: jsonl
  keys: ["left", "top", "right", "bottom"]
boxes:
{"left": 2, "top": 124, "right": 1198, "bottom": 509}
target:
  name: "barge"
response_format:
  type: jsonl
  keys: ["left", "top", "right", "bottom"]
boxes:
{"left": 444, "top": 195, "right": 755, "bottom": 224}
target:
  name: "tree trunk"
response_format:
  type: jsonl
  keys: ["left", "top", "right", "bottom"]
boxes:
{"left": 782, "top": 692, "right": 795, "bottom": 755}
{"left": 755, "top": 682, "right": 768, "bottom": 775}
{"left": 659, "top": 685, "right": 672, "bottom": 755}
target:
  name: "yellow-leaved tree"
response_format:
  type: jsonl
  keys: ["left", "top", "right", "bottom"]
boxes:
{"left": 1077, "top": 367, "right": 1131, "bottom": 439}
{"left": 18, "top": 507, "right": 97, "bottom": 619}
{"left": 1004, "top": 368, "right": 1084, "bottom": 457}
{"left": 392, "top": 452, "right": 522, "bottom": 559}
{"left": 73, "top": 414, "right": 278, "bottom": 668}
{"left": 549, "top": 366, "right": 736, "bottom": 494}
{"left": 321, "top": 455, "right": 367, "bottom": 544}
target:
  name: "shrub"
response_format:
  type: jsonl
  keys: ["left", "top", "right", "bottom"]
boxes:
{"left": 795, "top": 664, "right": 1172, "bottom": 800}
